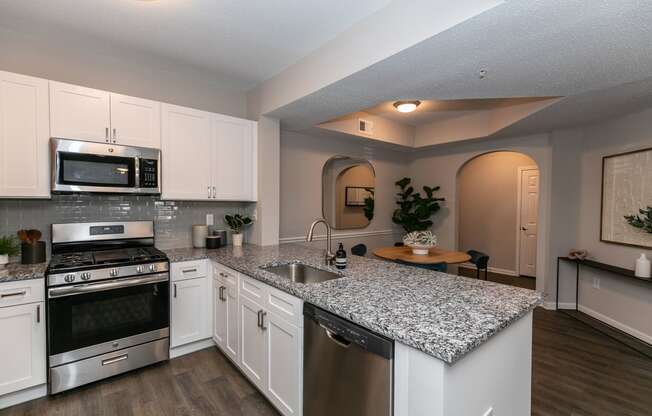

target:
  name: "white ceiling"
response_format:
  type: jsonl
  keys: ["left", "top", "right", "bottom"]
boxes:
{"left": 269, "top": 0, "right": 652, "bottom": 136}
{"left": 0, "top": 0, "right": 392, "bottom": 90}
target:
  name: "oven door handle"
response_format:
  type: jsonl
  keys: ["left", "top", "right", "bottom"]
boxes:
{"left": 48, "top": 273, "right": 169, "bottom": 299}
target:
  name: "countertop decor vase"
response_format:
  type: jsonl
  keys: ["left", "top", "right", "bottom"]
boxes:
{"left": 21, "top": 241, "right": 46, "bottom": 264}
{"left": 635, "top": 253, "right": 651, "bottom": 278}
{"left": 232, "top": 233, "right": 244, "bottom": 247}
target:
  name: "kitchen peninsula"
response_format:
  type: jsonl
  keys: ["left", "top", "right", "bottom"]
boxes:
{"left": 165, "top": 243, "right": 542, "bottom": 416}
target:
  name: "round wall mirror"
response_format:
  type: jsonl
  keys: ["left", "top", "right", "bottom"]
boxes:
{"left": 322, "top": 156, "right": 375, "bottom": 230}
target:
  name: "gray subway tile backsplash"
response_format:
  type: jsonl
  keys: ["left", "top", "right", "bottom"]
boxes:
{"left": 0, "top": 195, "right": 252, "bottom": 253}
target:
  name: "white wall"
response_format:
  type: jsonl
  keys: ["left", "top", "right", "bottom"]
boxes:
{"left": 0, "top": 25, "right": 247, "bottom": 118}
{"left": 279, "top": 130, "right": 410, "bottom": 253}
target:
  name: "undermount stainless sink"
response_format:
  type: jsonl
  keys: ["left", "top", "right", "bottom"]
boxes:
{"left": 261, "top": 263, "right": 342, "bottom": 284}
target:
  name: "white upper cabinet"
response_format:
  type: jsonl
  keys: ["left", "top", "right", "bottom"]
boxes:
{"left": 50, "top": 81, "right": 111, "bottom": 143}
{"left": 212, "top": 115, "right": 257, "bottom": 201}
{"left": 0, "top": 71, "right": 50, "bottom": 198}
{"left": 50, "top": 81, "right": 161, "bottom": 148}
{"left": 161, "top": 103, "right": 212, "bottom": 200}
{"left": 109, "top": 93, "right": 161, "bottom": 148}
{"left": 161, "top": 104, "right": 257, "bottom": 201}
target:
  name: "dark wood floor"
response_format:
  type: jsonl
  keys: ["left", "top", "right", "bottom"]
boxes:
{"left": 3, "top": 309, "right": 651, "bottom": 416}
{"left": 458, "top": 265, "right": 537, "bottom": 289}
{"left": 0, "top": 347, "right": 279, "bottom": 416}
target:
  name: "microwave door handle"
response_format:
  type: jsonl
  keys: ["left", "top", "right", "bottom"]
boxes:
{"left": 48, "top": 273, "right": 169, "bottom": 298}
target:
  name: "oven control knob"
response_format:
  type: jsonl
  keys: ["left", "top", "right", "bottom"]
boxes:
{"left": 149, "top": 264, "right": 156, "bottom": 272}
{"left": 80, "top": 272, "right": 91, "bottom": 281}
{"left": 110, "top": 268, "right": 119, "bottom": 277}
{"left": 64, "top": 274, "right": 76, "bottom": 283}
{"left": 136, "top": 265, "right": 144, "bottom": 273}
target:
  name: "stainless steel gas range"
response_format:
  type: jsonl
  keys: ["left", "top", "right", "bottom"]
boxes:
{"left": 45, "top": 221, "right": 169, "bottom": 394}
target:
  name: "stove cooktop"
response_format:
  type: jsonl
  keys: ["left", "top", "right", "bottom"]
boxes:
{"left": 48, "top": 247, "right": 168, "bottom": 272}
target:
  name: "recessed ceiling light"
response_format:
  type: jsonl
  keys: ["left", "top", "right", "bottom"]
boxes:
{"left": 393, "top": 100, "right": 421, "bottom": 113}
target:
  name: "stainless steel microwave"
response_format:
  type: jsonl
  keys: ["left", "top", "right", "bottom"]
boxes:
{"left": 51, "top": 138, "right": 161, "bottom": 194}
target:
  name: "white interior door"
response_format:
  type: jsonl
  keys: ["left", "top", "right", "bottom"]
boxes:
{"left": 518, "top": 168, "right": 539, "bottom": 277}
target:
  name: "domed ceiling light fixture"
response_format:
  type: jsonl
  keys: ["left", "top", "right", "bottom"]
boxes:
{"left": 393, "top": 100, "right": 421, "bottom": 113}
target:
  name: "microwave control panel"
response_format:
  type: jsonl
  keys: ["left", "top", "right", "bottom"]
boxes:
{"left": 139, "top": 159, "right": 159, "bottom": 188}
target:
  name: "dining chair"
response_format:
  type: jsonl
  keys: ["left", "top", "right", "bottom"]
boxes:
{"left": 467, "top": 250, "right": 490, "bottom": 280}
{"left": 351, "top": 244, "right": 367, "bottom": 257}
{"left": 394, "top": 259, "right": 448, "bottom": 273}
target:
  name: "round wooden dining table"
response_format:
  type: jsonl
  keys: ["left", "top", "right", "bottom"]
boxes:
{"left": 373, "top": 246, "right": 471, "bottom": 265}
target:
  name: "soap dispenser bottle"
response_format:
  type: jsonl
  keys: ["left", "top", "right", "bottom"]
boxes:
{"left": 335, "top": 243, "right": 347, "bottom": 270}
{"left": 635, "top": 253, "right": 651, "bottom": 278}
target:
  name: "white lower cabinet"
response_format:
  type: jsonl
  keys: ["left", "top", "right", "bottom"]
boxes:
{"left": 0, "top": 280, "right": 46, "bottom": 399}
{"left": 213, "top": 268, "right": 238, "bottom": 363}
{"left": 170, "top": 271, "right": 211, "bottom": 348}
{"left": 266, "top": 312, "right": 302, "bottom": 415}
{"left": 212, "top": 263, "right": 303, "bottom": 416}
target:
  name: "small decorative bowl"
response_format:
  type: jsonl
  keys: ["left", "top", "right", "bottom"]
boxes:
{"left": 406, "top": 243, "right": 435, "bottom": 255}
{"left": 403, "top": 231, "right": 437, "bottom": 255}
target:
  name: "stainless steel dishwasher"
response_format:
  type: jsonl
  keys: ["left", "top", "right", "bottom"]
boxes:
{"left": 303, "top": 303, "right": 394, "bottom": 416}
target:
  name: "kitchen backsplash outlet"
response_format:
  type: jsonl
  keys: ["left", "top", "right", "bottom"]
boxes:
{"left": 0, "top": 194, "right": 253, "bottom": 254}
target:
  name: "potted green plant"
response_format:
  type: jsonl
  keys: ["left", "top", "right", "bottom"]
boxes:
{"left": 403, "top": 230, "right": 438, "bottom": 255}
{"left": 392, "top": 177, "right": 445, "bottom": 235}
{"left": 224, "top": 214, "right": 253, "bottom": 246}
{"left": 0, "top": 235, "right": 20, "bottom": 266}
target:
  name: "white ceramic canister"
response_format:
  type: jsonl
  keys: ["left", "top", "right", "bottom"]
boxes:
{"left": 192, "top": 225, "right": 208, "bottom": 248}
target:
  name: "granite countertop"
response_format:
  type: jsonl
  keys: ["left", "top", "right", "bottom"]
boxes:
{"left": 162, "top": 244, "right": 543, "bottom": 364}
{"left": 0, "top": 262, "right": 47, "bottom": 283}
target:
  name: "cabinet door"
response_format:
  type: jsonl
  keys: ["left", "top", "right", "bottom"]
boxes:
{"left": 109, "top": 93, "right": 161, "bottom": 148}
{"left": 171, "top": 277, "right": 210, "bottom": 348}
{"left": 50, "top": 81, "right": 110, "bottom": 142}
{"left": 224, "top": 271, "right": 239, "bottom": 362}
{"left": 161, "top": 104, "right": 212, "bottom": 200}
{"left": 211, "top": 115, "right": 257, "bottom": 201}
{"left": 239, "top": 294, "right": 267, "bottom": 391}
{"left": 213, "top": 277, "right": 227, "bottom": 348}
{"left": 0, "top": 71, "right": 50, "bottom": 198}
{"left": 0, "top": 302, "right": 46, "bottom": 396}
{"left": 266, "top": 313, "right": 301, "bottom": 416}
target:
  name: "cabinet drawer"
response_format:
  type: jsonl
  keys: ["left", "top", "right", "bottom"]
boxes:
{"left": 0, "top": 279, "right": 44, "bottom": 308}
{"left": 171, "top": 260, "right": 208, "bottom": 281}
{"left": 239, "top": 274, "right": 265, "bottom": 302}
{"left": 266, "top": 285, "right": 303, "bottom": 327}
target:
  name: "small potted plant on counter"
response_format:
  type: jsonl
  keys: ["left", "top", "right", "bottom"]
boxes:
{"left": 0, "top": 235, "right": 20, "bottom": 266}
{"left": 403, "top": 230, "right": 438, "bottom": 255}
{"left": 224, "top": 214, "right": 253, "bottom": 247}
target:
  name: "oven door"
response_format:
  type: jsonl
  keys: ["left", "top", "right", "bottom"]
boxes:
{"left": 47, "top": 273, "right": 169, "bottom": 367}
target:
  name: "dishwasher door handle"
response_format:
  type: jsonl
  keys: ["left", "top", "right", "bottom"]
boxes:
{"left": 320, "top": 324, "right": 351, "bottom": 348}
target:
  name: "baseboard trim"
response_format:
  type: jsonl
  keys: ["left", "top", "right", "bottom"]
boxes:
{"left": 170, "top": 338, "right": 215, "bottom": 359}
{"left": 280, "top": 229, "right": 394, "bottom": 244}
{"left": 458, "top": 263, "right": 519, "bottom": 277}
{"left": 543, "top": 301, "right": 576, "bottom": 310}
{"left": 0, "top": 384, "right": 47, "bottom": 410}
{"left": 578, "top": 305, "right": 652, "bottom": 345}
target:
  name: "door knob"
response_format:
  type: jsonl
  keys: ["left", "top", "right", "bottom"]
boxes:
{"left": 521, "top": 226, "right": 528, "bottom": 231}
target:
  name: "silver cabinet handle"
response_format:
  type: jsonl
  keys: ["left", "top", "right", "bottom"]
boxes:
{"left": 212, "top": 186, "right": 216, "bottom": 199}
{"left": 257, "top": 310, "right": 263, "bottom": 328}
{"left": 36, "top": 304, "right": 40, "bottom": 323}
{"left": 182, "top": 268, "right": 197, "bottom": 273}
{"left": 208, "top": 186, "right": 211, "bottom": 198}
{"left": 219, "top": 286, "right": 227, "bottom": 301}
{"left": 1, "top": 290, "right": 27, "bottom": 298}
{"left": 173, "top": 283, "right": 177, "bottom": 298}
{"left": 112, "top": 128, "right": 117, "bottom": 143}
{"left": 105, "top": 127, "right": 109, "bottom": 142}
{"left": 102, "top": 354, "right": 128, "bottom": 366}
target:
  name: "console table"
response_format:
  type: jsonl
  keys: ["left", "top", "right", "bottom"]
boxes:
{"left": 556, "top": 256, "right": 652, "bottom": 358}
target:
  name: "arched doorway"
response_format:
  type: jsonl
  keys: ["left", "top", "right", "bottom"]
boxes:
{"left": 456, "top": 151, "right": 540, "bottom": 288}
